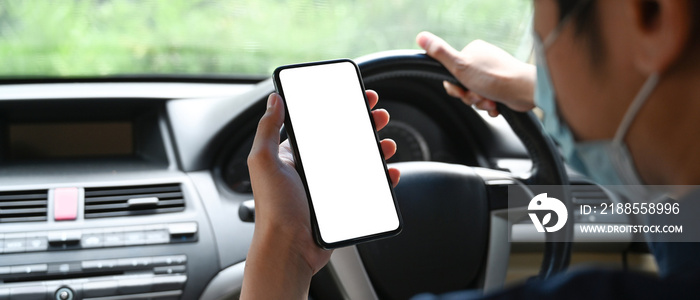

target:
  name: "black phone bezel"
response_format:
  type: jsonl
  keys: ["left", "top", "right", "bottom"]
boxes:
{"left": 272, "top": 58, "right": 403, "bottom": 249}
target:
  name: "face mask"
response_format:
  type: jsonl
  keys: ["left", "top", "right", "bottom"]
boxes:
{"left": 533, "top": 11, "right": 664, "bottom": 202}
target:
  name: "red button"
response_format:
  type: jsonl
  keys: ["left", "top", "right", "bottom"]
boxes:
{"left": 54, "top": 187, "right": 78, "bottom": 221}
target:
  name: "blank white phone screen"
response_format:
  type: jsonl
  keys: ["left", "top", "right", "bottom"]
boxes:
{"left": 279, "top": 61, "right": 400, "bottom": 244}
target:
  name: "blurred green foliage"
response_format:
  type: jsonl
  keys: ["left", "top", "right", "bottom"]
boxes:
{"left": 0, "top": 0, "right": 532, "bottom": 77}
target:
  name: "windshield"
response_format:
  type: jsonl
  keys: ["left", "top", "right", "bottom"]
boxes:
{"left": 0, "top": 0, "right": 533, "bottom": 78}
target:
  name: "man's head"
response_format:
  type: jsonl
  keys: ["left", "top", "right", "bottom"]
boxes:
{"left": 534, "top": 0, "right": 700, "bottom": 185}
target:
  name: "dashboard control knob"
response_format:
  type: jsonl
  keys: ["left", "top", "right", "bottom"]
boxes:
{"left": 55, "top": 287, "right": 74, "bottom": 300}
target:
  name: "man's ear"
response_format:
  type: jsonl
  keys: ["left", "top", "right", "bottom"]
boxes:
{"left": 628, "top": 0, "right": 692, "bottom": 73}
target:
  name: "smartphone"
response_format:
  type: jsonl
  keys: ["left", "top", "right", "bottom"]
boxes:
{"left": 272, "top": 59, "right": 402, "bottom": 249}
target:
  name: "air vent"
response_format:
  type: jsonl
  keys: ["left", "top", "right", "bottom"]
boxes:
{"left": 0, "top": 190, "right": 48, "bottom": 223}
{"left": 84, "top": 184, "right": 185, "bottom": 219}
{"left": 571, "top": 183, "right": 611, "bottom": 206}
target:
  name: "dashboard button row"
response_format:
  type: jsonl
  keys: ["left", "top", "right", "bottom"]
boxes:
{"left": 0, "top": 264, "right": 48, "bottom": 276}
{"left": 153, "top": 265, "right": 186, "bottom": 275}
{"left": 47, "top": 262, "right": 81, "bottom": 274}
{"left": 0, "top": 222, "right": 197, "bottom": 254}
{"left": 0, "top": 274, "right": 187, "bottom": 300}
{"left": 81, "top": 255, "right": 187, "bottom": 272}
{"left": 0, "top": 233, "right": 49, "bottom": 253}
{"left": 0, "top": 255, "right": 185, "bottom": 283}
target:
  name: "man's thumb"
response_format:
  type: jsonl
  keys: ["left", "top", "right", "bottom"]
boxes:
{"left": 416, "top": 31, "right": 462, "bottom": 73}
{"left": 249, "top": 93, "right": 285, "bottom": 167}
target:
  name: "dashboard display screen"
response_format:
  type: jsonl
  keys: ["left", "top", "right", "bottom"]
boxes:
{"left": 8, "top": 122, "right": 133, "bottom": 160}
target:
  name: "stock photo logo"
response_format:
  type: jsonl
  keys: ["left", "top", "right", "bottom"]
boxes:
{"left": 528, "top": 193, "right": 568, "bottom": 233}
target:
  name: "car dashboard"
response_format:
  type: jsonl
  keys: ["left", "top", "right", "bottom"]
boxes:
{"left": 0, "top": 82, "right": 262, "bottom": 299}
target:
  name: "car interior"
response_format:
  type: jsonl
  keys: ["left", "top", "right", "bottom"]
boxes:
{"left": 0, "top": 1, "right": 659, "bottom": 299}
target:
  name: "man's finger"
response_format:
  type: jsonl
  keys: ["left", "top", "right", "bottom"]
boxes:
{"left": 475, "top": 98, "right": 496, "bottom": 111}
{"left": 248, "top": 93, "right": 285, "bottom": 168}
{"left": 372, "top": 109, "right": 390, "bottom": 131}
{"left": 380, "top": 139, "right": 397, "bottom": 160}
{"left": 443, "top": 81, "right": 467, "bottom": 99}
{"left": 388, "top": 168, "right": 400, "bottom": 187}
{"left": 417, "top": 31, "right": 463, "bottom": 74}
{"left": 366, "top": 90, "right": 379, "bottom": 109}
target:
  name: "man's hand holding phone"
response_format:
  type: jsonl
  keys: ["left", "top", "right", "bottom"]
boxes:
{"left": 241, "top": 90, "right": 399, "bottom": 299}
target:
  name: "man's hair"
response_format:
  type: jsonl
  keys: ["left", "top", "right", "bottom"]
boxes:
{"left": 555, "top": 0, "right": 602, "bottom": 63}
{"left": 556, "top": 0, "right": 700, "bottom": 65}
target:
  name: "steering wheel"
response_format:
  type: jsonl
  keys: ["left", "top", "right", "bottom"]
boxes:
{"left": 321, "top": 51, "right": 572, "bottom": 299}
